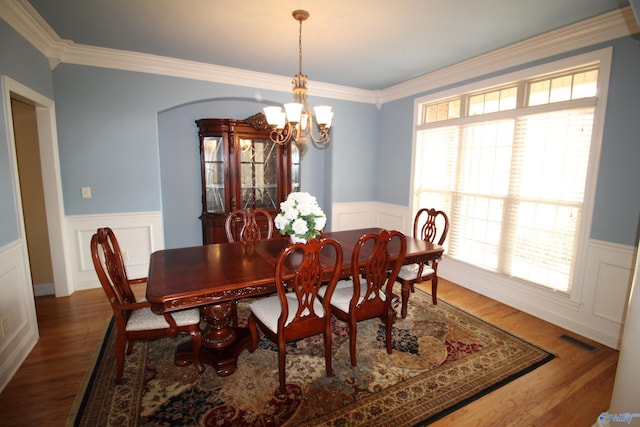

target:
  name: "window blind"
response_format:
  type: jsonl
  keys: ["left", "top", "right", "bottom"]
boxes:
{"left": 413, "top": 66, "right": 598, "bottom": 292}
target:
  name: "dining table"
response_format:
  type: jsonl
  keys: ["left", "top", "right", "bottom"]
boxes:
{"left": 146, "top": 227, "right": 444, "bottom": 376}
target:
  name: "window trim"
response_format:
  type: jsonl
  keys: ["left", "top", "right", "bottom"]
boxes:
{"left": 410, "top": 48, "right": 612, "bottom": 303}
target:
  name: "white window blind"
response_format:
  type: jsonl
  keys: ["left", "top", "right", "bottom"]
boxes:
{"left": 413, "top": 65, "right": 598, "bottom": 293}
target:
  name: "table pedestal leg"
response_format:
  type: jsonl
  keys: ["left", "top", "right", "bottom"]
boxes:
{"left": 174, "top": 301, "right": 252, "bottom": 377}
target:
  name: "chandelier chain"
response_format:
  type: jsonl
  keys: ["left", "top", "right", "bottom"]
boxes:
{"left": 298, "top": 17, "right": 303, "bottom": 77}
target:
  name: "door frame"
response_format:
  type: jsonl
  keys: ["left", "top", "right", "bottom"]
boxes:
{"left": 3, "top": 75, "right": 71, "bottom": 297}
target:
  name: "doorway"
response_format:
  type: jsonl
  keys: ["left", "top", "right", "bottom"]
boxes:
{"left": 3, "top": 75, "right": 71, "bottom": 298}
{"left": 10, "top": 96, "right": 54, "bottom": 296}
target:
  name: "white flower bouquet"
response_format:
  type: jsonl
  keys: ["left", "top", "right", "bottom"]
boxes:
{"left": 274, "top": 192, "right": 327, "bottom": 242}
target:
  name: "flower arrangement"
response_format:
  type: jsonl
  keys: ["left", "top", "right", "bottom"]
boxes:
{"left": 274, "top": 192, "right": 327, "bottom": 242}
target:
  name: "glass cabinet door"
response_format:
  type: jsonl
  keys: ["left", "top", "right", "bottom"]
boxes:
{"left": 239, "top": 137, "right": 278, "bottom": 210}
{"left": 197, "top": 116, "right": 298, "bottom": 244}
{"left": 203, "top": 136, "right": 225, "bottom": 212}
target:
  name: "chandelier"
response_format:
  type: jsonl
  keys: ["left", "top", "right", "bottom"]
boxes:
{"left": 263, "top": 10, "right": 333, "bottom": 155}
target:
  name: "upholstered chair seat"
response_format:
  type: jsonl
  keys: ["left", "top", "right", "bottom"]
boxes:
{"left": 319, "top": 279, "right": 388, "bottom": 313}
{"left": 249, "top": 295, "right": 325, "bottom": 333}
{"left": 397, "top": 263, "right": 435, "bottom": 282}
{"left": 125, "top": 306, "right": 201, "bottom": 332}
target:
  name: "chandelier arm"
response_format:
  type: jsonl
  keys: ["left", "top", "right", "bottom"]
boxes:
{"left": 302, "top": 98, "right": 330, "bottom": 146}
{"left": 268, "top": 122, "right": 296, "bottom": 145}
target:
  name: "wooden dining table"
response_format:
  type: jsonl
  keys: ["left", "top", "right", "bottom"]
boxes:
{"left": 146, "top": 227, "right": 444, "bottom": 376}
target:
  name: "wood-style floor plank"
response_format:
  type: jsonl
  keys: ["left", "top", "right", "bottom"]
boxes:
{"left": 427, "top": 280, "right": 618, "bottom": 427}
{"left": 0, "top": 280, "right": 618, "bottom": 426}
{"left": 0, "top": 287, "right": 113, "bottom": 427}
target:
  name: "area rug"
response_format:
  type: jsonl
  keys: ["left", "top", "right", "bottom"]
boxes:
{"left": 68, "top": 288, "right": 554, "bottom": 426}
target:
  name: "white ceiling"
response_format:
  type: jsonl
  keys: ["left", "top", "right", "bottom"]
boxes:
{"left": 26, "top": 0, "right": 630, "bottom": 90}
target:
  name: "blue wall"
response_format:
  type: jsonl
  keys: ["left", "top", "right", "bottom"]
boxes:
{"left": 377, "top": 97, "right": 415, "bottom": 206}
{"left": 376, "top": 37, "right": 640, "bottom": 247}
{"left": 51, "top": 63, "right": 374, "bottom": 247}
{"left": 1, "top": 18, "right": 639, "bottom": 249}
{"left": 590, "top": 38, "right": 640, "bottom": 245}
{"left": 0, "top": 20, "right": 54, "bottom": 246}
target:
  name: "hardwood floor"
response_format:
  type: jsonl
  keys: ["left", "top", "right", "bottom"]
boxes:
{"left": 0, "top": 280, "right": 618, "bottom": 426}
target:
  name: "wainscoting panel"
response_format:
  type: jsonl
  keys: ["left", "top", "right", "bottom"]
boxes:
{"left": 440, "top": 240, "right": 636, "bottom": 349}
{"left": 375, "top": 202, "right": 411, "bottom": 233}
{"left": 331, "top": 202, "right": 377, "bottom": 231}
{"left": 0, "top": 240, "right": 39, "bottom": 393}
{"left": 585, "top": 240, "right": 636, "bottom": 326}
{"left": 65, "top": 212, "right": 164, "bottom": 291}
{"left": 331, "top": 201, "right": 411, "bottom": 234}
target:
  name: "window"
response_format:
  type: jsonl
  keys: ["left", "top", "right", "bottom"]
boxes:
{"left": 413, "top": 62, "right": 601, "bottom": 293}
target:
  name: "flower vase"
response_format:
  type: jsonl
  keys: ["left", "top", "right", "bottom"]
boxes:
{"left": 289, "top": 234, "right": 307, "bottom": 244}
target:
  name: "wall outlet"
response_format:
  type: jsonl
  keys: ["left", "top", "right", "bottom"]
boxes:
{"left": 81, "top": 186, "right": 92, "bottom": 198}
{"left": 0, "top": 318, "right": 8, "bottom": 338}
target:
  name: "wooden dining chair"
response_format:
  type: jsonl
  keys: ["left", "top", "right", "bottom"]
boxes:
{"left": 224, "top": 207, "right": 274, "bottom": 243}
{"left": 225, "top": 208, "right": 275, "bottom": 326}
{"left": 319, "top": 229, "right": 406, "bottom": 367}
{"left": 91, "top": 227, "right": 204, "bottom": 384}
{"left": 247, "top": 238, "right": 343, "bottom": 395}
{"left": 397, "top": 208, "right": 449, "bottom": 316}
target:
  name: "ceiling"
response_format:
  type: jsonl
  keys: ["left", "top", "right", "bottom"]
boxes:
{"left": 26, "top": 0, "right": 630, "bottom": 90}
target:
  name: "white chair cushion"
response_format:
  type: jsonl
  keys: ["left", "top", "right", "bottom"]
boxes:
{"left": 125, "top": 307, "right": 200, "bottom": 332}
{"left": 317, "top": 279, "right": 352, "bottom": 299}
{"left": 319, "top": 279, "right": 386, "bottom": 313}
{"left": 397, "top": 263, "right": 435, "bottom": 281}
{"left": 250, "top": 294, "right": 325, "bottom": 333}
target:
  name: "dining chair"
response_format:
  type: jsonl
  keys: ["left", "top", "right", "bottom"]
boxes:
{"left": 224, "top": 207, "right": 274, "bottom": 243}
{"left": 247, "top": 237, "right": 343, "bottom": 395}
{"left": 397, "top": 208, "right": 449, "bottom": 316}
{"left": 319, "top": 229, "right": 406, "bottom": 367}
{"left": 91, "top": 227, "right": 204, "bottom": 384}
{"left": 225, "top": 208, "right": 275, "bottom": 326}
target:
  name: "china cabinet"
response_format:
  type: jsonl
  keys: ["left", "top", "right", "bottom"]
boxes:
{"left": 196, "top": 113, "right": 300, "bottom": 244}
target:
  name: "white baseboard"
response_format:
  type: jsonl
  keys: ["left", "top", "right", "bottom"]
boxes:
{"left": 33, "top": 282, "right": 54, "bottom": 296}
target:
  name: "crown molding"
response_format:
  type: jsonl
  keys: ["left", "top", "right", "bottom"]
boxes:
{"left": 0, "top": 0, "right": 69, "bottom": 68}
{"left": 1, "top": 1, "right": 637, "bottom": 106}
{"left": 58, "top": 42, "right": 378, "bottom": 104}
{"left": 379, "top": 6, "right": 639, "bottom": 103}
{"left": 0, "top": 0, "right": 374, "bottom": 104}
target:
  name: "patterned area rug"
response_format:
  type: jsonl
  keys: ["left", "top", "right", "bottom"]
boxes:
{"left": 68, "top": 289, "right": 554, "bottom": 426}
